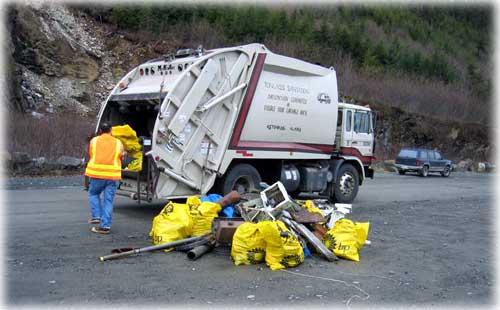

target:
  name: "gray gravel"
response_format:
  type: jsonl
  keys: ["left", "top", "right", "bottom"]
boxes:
{"left": 4, "top": 172, "right": 496, "bottom": 307}
{"left": 4, "top": 175, "right": 84, "bottom": 190}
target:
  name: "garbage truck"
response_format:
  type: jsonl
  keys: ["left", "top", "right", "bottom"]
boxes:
{"left": 95, "top": 43, "right": 375, "bottom": 203}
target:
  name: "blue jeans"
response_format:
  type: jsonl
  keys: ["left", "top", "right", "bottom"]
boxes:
{"left": 88, "top": 178, "right": 119, "bottom": 229}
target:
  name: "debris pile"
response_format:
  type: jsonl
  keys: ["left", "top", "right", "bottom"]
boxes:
{"left": 99, "top": 181, "right": 370, "bottom": 269}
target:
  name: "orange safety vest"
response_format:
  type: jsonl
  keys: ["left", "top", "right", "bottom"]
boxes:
{"left": 84, "top": 133, "right": 124, "bottom": 180}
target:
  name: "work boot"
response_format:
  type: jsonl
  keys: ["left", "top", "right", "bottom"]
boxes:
{"left": 91, "top": 226, "right": 110, "bottom": 234}
{"left": 88, "top": 218, "right": 101, "bottom": 224}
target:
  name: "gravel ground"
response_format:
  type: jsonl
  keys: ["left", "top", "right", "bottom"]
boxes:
{"left": 4, "top": 175, "right": 84, "bottom": 190}
{"left": 4, "top": 172, "right": 496, "bottom": 308}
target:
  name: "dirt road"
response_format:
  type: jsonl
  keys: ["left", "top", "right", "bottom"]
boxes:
{"left": 4, "top": 172, "right": 495, "bottom": 307}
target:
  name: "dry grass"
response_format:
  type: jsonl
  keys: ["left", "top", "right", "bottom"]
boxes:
{"left": 326, "top": 49, "right": 487, "bottom": 125}
{"left": 8, "top": 112, "right": 95, "bottom": 161}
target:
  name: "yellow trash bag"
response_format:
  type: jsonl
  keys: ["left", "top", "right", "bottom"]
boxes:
{"left": 323, "top": 219, "right": 370, "bottom": 262}
{"left": 149, "top": 202, "right": 193, "bottom": 252}
{"left": 258, "top": 221, "right": 304, "bottom": 271}
{"left": 231, "top": 222, "right": 266, "bottom": 265}
{"left": 112, "top": 125, "right": 143, "bottom": 171}
{"left": 301, "top": 200, "right": 324, "bottom": 216}
{"left": 112, "top": 125, "right": 142, "bottom": 153}
{"left": 190, "top": 201, "right": 221, "bottom": 236}
{"left": 186, "top": 196, "right": 202, "bottom": 209}
{"left": 125, "top": 151, "right": 143, "bottom": 172}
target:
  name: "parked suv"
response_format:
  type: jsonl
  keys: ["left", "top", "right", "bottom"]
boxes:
{"left": 395, "top": 148, "right": 452, "bottom": 177}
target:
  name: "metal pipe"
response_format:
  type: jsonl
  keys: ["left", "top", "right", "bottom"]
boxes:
{"left": 99, "top": 233, "right": 210, "bottom": 262}
{"left": 197, "top": 83, "right": 247, "bottom": 112}
{"left": 162, "top": 167, "right": 199, "bottom": 190}
{"left": 115, "top": 191, "right": 152, "bottom": 202}
{"left": 136, "top": 171, "right": 141, "bottom": 204}
{"left": 115, "top": 191, "right": 137, "bottom": 199}
{"left": 281, "top": 211, "right": 338, "bottom": 262}
{"left": 187, "top": 244, "right": 214, "bottom": 260}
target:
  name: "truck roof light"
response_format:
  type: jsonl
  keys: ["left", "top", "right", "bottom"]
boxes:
{"left": 118, "top": 82, "right": 126, "bottom": 89}
{"left": 176, "top": 48, "right": 195, "bottom": 58}
{"left": 139, "top": 68, "right": 144, "bottom": 76}
{"left": 154, "top": 156, "right": 160, "bottom": 161}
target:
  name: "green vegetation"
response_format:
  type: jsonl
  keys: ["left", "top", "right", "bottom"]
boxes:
{"left": 76, "top": 3, "right": 491, "bottom": 124}
{"left": 103, "top": 4, "right": 491, "bottom": 98}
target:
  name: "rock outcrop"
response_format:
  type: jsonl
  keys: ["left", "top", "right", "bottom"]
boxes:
{"left": 8, "top": 3, "right": 122, "bottom": 115}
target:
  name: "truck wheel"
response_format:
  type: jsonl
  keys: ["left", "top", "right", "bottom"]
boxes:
{"left": 398, "top": 169, "right": 406, "bottom": 175}
{"left": 221, "top": 163, "right": 262, "bottom": 195}
{"left": 441, "top": 165, "right": 451, "bottom": 177}
{"left": 419, "top": 165, "right": 429, "bottom": 177}
{"left": 333, "top": 163, "right": 359, "bottom": 203}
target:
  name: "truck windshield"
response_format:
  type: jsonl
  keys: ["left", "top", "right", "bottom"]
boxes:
{"left": 398, "top": 149, "right": 417, "bottom": 158}
{"left": 354, "top": 111, "right": 370, "bottom": 133}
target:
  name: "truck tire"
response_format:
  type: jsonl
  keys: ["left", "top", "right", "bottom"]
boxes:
{"left": 398, "top": 169, "right": 406, "bottom": 175}
{"left": 419, "top": 165, "right": 429, "bottom": 177}
{"left": 221, "top": 163, "right": 262, "bottom": 195}
{"left": 333, "top": 163, "right": 359, "bottom": 203}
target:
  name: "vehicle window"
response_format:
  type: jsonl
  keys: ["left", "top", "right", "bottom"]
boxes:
{"left": 419, "top": 150, "right": 428, "bottom": 159}
{"left": 428, "top": 151, "right": 435, "bottom": 160}
{"left": 346, "top": 111, "right": 352, "bottom": 131}
{"left": 398, "top": 149, "right": 417, "bottom": 158}
{"left": 337, "top": 110, "right": 342, "bottom": 127}
{"left": 434, "top": 152, "right": 442, "bottom": 160}
{"left": 354, "top": 111, "right": 370, "bottom": 133}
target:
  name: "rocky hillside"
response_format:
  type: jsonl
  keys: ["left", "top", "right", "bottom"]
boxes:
{"left": 7, "top": 4, "right": 163, "bottom": 115}
{"left": 5, "top": 3, "right": 494, "bottom": 174}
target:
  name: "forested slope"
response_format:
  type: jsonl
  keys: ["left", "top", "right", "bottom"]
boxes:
{"left": 97, "top": 4, "right": 492, "bottom": 125}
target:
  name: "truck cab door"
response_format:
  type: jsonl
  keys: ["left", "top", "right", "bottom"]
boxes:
{"left": 341, "top": 109, "right": 353, "bottom": 147}
{"left": 351, "top": 110, "right": 374, "bottom": 156}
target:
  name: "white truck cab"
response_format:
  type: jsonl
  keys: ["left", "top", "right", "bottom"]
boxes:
{"left": 95, "top": 44, "right": 375, "bottom": 203}
{"left": 337, "top": 103, "right": 375, "bottom": 157}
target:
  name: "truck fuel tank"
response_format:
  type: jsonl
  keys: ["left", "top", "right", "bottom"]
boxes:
{"left": 280, "top": 164, "right": 300, "bottom": 193}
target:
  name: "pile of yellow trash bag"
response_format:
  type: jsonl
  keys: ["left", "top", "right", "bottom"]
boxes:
{"left": 149, "top": 196, "right": 222, "bottom": 250}
{"left": 231, "top": 220, "right": 304, "bottom": 271}
{"left": 148, "top": 194, "right": 369, "bottom": 265}
{"left": 111, "top": 125, "right": 143, "bottom": 171}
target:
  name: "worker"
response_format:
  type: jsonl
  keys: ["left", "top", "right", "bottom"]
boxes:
{"left": 84, "top": 122, "right": 124, "bottom": 234}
